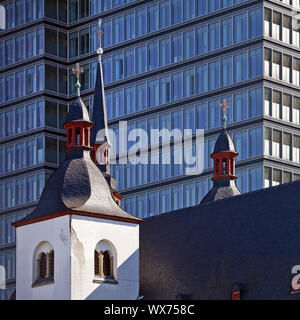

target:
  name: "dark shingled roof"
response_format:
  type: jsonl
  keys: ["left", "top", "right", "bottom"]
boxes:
{"left": 213, "top": 129, "right": 236, "bottom": 154}
{"left": 16, "top": 150, "right": 140, "bottom": 224}
{"left": 65, "top": 97, "right": 91, "bottom": 123}
{"left": 90, "top": 61, "right": 110, "bottom": 145}
{"left": 140, "top": 180, "right": 300, "bottom": 300}
{"left": 200, "top": 178, "right": 241, "bottom": 204}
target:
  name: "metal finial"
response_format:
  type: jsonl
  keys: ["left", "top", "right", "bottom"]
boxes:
{"left": 219, "top": 98, "right": 230, "bottom": 129}
{"left": 97, "top": 19, "right": 104, "bottom": 59}
{"left": 72, "top": 63, "right": 84, "bottom": 97}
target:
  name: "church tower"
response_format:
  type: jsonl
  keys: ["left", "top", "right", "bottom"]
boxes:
{"left": 13, "top": 60, "right": 141, "bottom": 300}
{"left": 201, "top": 99, "right": 241, "bottom": 204}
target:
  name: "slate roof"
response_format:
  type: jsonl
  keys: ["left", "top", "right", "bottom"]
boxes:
{"left": 140, "top": 179, "right": 300, "bottom": 300}
{"left": 16, "top": 150, "right": 140, "bottom": 224}
{"left": 213, "top": 128, "right": 236, "bottom": 154}
{"left": 90, "top": 60, "right": 110, "bottom": 145}
{"left": 200, "top": 178, "right": 241, "bottom": 204}
{"left": 65, "top": 96, "right": 91, "bottom": 123}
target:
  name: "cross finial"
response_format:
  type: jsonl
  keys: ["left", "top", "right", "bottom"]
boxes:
{"left": 72, "top": 63, "right": 84, "bottom": 97}
{"left": 97, "top": 19, "right": 104, "bottom": 57}
{"left": 219, "top": 98, "right": 230, "bottom": 129}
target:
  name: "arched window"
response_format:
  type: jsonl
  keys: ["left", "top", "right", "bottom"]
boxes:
{"left": 33, "top": 242, "right": 55, "bottom": 286}
{"left": 39, "top": 253, "right": 47, "bottom": 279}
{"left": 94, "top": 240, "right": 117, "bottom": 283}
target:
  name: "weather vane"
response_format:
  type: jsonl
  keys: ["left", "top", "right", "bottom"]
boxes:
{"left": 72, "top": 63, "right": 84, "bottom": 97}
{"left": 97, "top": 19, "right": 104, "bottom": 59}
{"left": 219, "top": 98, "right": 230, "bottom": 129}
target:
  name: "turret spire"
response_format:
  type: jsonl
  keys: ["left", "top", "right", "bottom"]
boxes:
{"left": 72, "top": 63, "right": 84, "bottom": 97}
{"left": 65, "top": 63, "right": 92, "bottom": 156}
{"left": 220, "top": 98, "right": 229, "bottom": 129}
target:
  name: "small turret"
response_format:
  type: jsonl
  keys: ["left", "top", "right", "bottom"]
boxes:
{"left": 200, "top": 99, "right": 240, "bottom": 204}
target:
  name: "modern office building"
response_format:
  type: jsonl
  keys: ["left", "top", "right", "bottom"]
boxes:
{"left": 0, "top": 0, "right": 300, "bottom": 299}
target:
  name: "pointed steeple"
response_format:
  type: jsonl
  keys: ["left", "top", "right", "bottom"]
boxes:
{"left": 90, "top": 19, "right": 111, "bottom": 173}
{"left": 90, "top": 19, "right": 122, "bottom": 206}
{"left": 200, "top": 100, "right": 240, "bottom": 204}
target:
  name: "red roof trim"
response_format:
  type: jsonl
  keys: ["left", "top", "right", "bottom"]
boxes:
{"left": 13, "top": 210, "right": 143, "bottom": 228}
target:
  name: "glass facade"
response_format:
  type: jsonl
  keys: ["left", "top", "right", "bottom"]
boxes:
{"left": 1, "top": 0, "right": 300, "bottom": 299}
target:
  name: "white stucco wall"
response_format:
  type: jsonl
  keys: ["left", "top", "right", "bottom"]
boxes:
{"left": 16, "top": 215, "right": 71, "bottom": 300}
{"left": 70, "top": 215, "right": 139, "bottom": 300}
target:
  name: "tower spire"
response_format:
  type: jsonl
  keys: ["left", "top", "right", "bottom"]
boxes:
{"left": 90, "top": 19, "right": 111, "bottom": 171}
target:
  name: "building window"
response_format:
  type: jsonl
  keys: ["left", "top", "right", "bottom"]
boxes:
{"left": 94, "top": 240, "right": 117, "bottom": 284}
{"left": 33, "top": 242, "right": 55, "bottom": 287}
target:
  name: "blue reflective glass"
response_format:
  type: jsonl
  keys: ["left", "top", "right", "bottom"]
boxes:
{"left": 233, "top": 92, "right": 248, "bottom": 122}
{"left": 208, "top": 0, "right": 219, "bottom": 13}
{"left": 148, "top": 42, "right": 159, "bottom": 70}
{"left": 160, "top": 1, "right": 170, "bottom": 28}
{"left": 159, "top": 38, "right": 171, "bottom": 67}
{"left": 221, "top": 17, "right": 232, "bottom": 48}
{"left": 249, "top": 8, "right": 262, "bottom": 38}
{"left": 171, "top": 0, "right": 183, "bottom": 25}
{"left": 249, "top": 87, "right": 263, "bottom": 118}
{"left": 196, "top": 64, "right": 208, "bottom": 93}
{"left": 233, "top": 52, "right": 248, "bottom": 82}
{"left": 249, "top": 47, "right": 262, "bottom": 78}
{"left": 209, "top": 22, "right": 220, "bottom": 52}
{"left": 113, "top": 53, "right": 124, "bottom": 81}
{"left": 208, "top": 61, "right": 220, "bottom": 90}
{"left": 196, "top": 25, "right": 208, "bottom": 55}
{"left": 221, "top": 0, "right": 233, "bottom": 8}
{"left": 136, "top": 8, "right": 146, "bottom": 37}
{"left": 124, "top": 86, "right": 134, "bottom": 115}
{"left": 124, "top": 49, "right": 134, "bottom": 77}
{"left": 196, "top": 103, "right": 208, "bottom": 130}
{"left": 160, "top": 76, "right": 171, "bottom": 105}
{"left": 184, "top": 0, "right": 195, "bottom": 20}
{"left": 148, "top": 4, "right": 159, "bottom": 33}
{"left": 234, "top": 13, "right": 247, "bottom": 43}
{"left": 148, "top": 79, "right": 159, "bottom": 108}
{"left": 102, "top": 20, "right": 112, "bottom": 48}
{"left": 221, "top": 56, "right": 233, "bottom": 86}
{"left": 113, "top": 16, "right": 124, "bottom": 45}
{"left": 124, "top": 13, "right": 134, "bottom": 41}
{"left": 184, "top": 30, "right": 195, "bottom": 59}
{"left": 171, "top": 72, "right": 183, "bottom": 101}
{"left": 136, "top": 82, "right": 147, "bottom": 111}
{"left": 183, "top": 68, "right": 195, "bottom": 98}
{"left": 171, "top": 34, "right": 183, "bottom": 63}
{"left": 135, "top": 45, "right": 146, "bottom": 74}
{"left": 208, "top": 100, "right": 220, "bottom": 129}
{"left": 196, "top": 0, "right": 207, "bottom": 16}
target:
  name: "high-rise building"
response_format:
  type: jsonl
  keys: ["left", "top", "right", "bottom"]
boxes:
{"left": 0, "top": 0, "right": 300, "bottom": 299}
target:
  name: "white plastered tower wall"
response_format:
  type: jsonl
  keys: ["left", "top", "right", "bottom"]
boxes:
{"left": 70, "top": 215, "right": 139, "bottom": 300}
{"left": 15, "top": 215, "right": 71, "bottom": 300}
{"left": 15, "top": 214, "right": 140, "bottom": 300}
